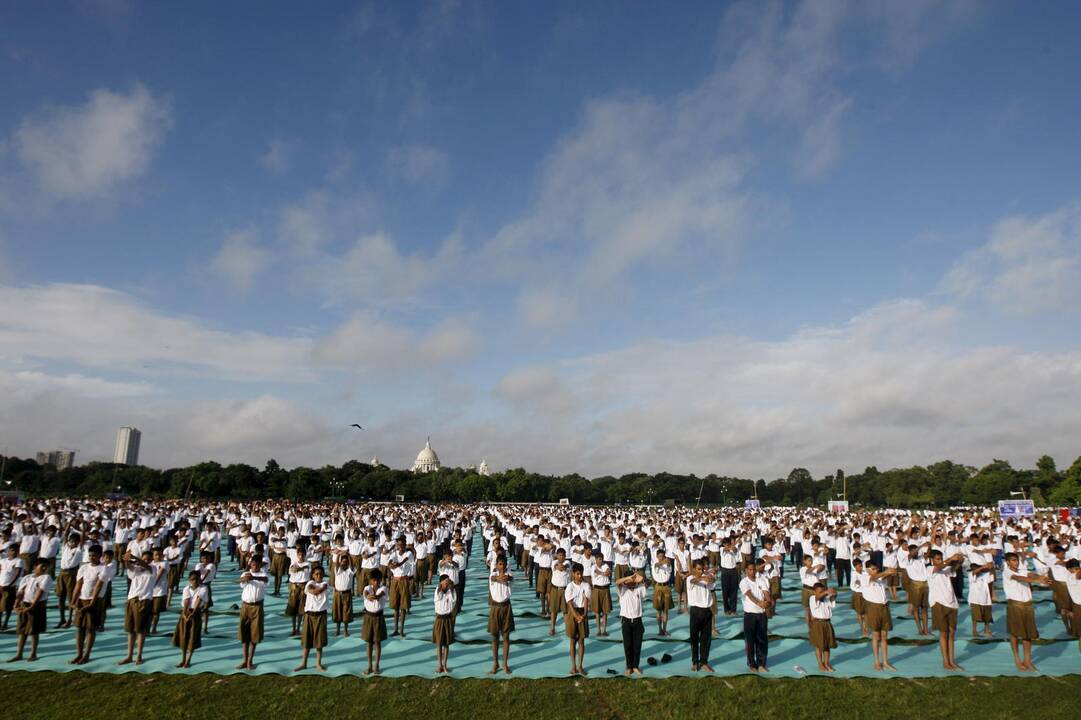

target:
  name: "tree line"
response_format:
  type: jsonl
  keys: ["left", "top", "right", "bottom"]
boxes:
{"left": 1, "top": 453, "right": 1079, "bottom": 508}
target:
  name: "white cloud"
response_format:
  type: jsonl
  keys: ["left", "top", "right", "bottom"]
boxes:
{"left": 940, "top": 202, "right": 1081, "bottom": 314}
{"left": 486, "top": 0, "right": 852, "bottom": 330}
{"left": 2, "top": 369, "right": 153, "bottom": 400}
{"left": 260, "top": 138, "right": 291, "bottom": 174}
{"left": 312, "top": 311, "right": 478, "bottom": 372}
{"left": 516, "top": 287, "right": 578, "bottom": 332}
{"left": 488, "top": 297, "right": 1081, "bottom": 477}
{"left": 14, "top": 84, "right": 172, "bottom": 199}
{"left": 0, "top": 283, "right": 312, "bottom": 381}
{"left": 210, "top": 228, "right": 271, "bottom": 292}
{"left": 384, "top": 144, "right": 450, "bottom": 185}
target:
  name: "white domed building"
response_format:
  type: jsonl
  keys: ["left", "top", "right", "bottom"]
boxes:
{"left": 478, "top": 459, "right": 490, "bottom": 476}
{"left": 412, "top": 438, "right": 442, "bottom": 473}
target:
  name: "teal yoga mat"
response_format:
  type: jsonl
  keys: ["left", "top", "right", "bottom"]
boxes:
{"left": 2, "top": 530, "right": 1077, "bottom": 679}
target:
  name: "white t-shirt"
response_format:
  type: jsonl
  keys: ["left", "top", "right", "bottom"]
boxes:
{"left": 362, "top": 585, "right": 388, "bottom": 613}
{"left": 928, "top": 567, "right": 958, "bottom": 609}
{"left": 304, "top": 580, "right": 329, "bottom": 613}
{"left": 618, "top": 583, "right": 647, "bottom": 619}
{"left": 739, "top": 575, "right": 767, "bottom": 614}
{"left": 1003, "top": 567, "right": 1033, "bottom": 602}
{"left": 686, "top": 574, "right": 715, "bottom": 608}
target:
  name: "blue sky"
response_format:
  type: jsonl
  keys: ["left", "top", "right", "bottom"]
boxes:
{"left": 1, "top": 0, "right": 1080, "bottom": 477}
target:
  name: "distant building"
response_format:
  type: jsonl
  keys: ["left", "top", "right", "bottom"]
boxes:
{"left": 412, "top": 437, "right": 441, "bottom": 473}
{"left": 35, "top": 450, "right": 76, "bottom": 470}
{"left": 478, "top": 459, "right": 490, "bottom": 476}
{"left": 114, "top": 426, "right": 141, "bottom": 466}
{"left": 370, "top": 456, "right": 383, "bottom": 467}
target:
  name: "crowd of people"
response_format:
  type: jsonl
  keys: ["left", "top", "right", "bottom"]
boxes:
{"left": 1, "top": 498, "right": 1079, "bottom": 677}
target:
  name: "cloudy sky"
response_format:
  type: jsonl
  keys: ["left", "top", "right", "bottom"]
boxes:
{"left": 1, "top": 1, "right": 1080, "bottom": 478}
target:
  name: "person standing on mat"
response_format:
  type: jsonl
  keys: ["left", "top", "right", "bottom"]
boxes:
{"left": 564, "top": 562, "right": 591, "bottom": 676}
{"left": 590, "top": 551, "right": 612, "bottom": 636}
{"left": 55, "top": 532, "right": 82, "bottom": 628}
{"left": 9, "top": 559, "right": 51, "bottom": 662}
{"left": 387, "top": 536, "right": 414, "bottom": 637}
{"left": 361, "top": 568, "right": 388, "bottom": 676}
{"left": 118, "top": 549, "right": 154, "bottom": 666}
{"left": 616, "top": 570, "right": 647, "bottom": 676}
{"left": 332, "top": 553, "right": 355, "bottom": 637}
{"left": 548, "top": 548, "right": 569, "bottom": 636}
{"left": 862, "top": 559, "right": 897, "bottom": 671}
{"left": 1066, "top": 559, "right": 1081, "bottom": 654}
{"left": 686, "top": 558, "right": 716, "bottom": 672}
{"left": 650, "top": 548, "right": 673, "bottom": 637}
{"left": 432, "top": 573, "right": 456, "bottom": 674}
{"left": 718, "top": 537, "right": 740, "bottom": 616}
{"left": 808, "top": 582, "right": 838, "bottom": 673}
{"left": 172, "top": 570, "right": 206, "bottom": 668}
{"left": 296, "top": 565, "right": 328, "bottom": 672}
{"left": 740, "top": 560, "right": 770, "bottom": 672}
{"left": 236, "top": 556, "right": 268, "bottom": 671}
{"left": 487, "top": 554, "right": 514, "bottom": 675}
{"left": 70, "top": 544, "right": 106, "bottom": 665}
{"left": 286, "top": 546, "right": 311, "bottom": 637}
{"left": 927, "top": 548, "right": 965, "bottom": 671}
{"left": 1003, "top": 551, "right": 1050, "bottom": 672}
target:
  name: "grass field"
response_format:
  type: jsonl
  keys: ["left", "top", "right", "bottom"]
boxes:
{"left": 2, "top": 671, "right": 1079, "bottom": 719}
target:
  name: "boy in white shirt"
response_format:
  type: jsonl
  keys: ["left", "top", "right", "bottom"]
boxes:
{"left": 10, "top": 559, "right": 52, "bottom": 662}
{"left": 297, "top": 565, "right": 328, "bottom": 672}
{"left": 172, "top": 570, "right": 208, "bottom": 668}
{"left": 808, "top": 583, "right": 838, "bottom": 672}
{"left": 1003, "top": 551, "right": 1050, "bottom": 672}
{"left": 564, "top": 563, "right": 591, "bottom": 676}
{"left": 616, "top": 571, "right": 647, "bottom": 676}
{"left": 119, "top": 550, "right": 154, "bottom": 665}
{"left": 333, "top": 559, "right": 355, "bottom": 637}
{"left": 71, "top": 544, "right": 106, "bottom": 665}
{"left": 590, "top": 552, "right": 612, "bottom": 636}
{"left": 236, "top": 557, "right": 268, "bottom": 670}
{"left": 928, "top": 549, "right": 964, "bottom": 671}
{"left": 0, "top": 545, "right": 25, "bottom": 630}
{"left": 361, "top": 568, "right": 388, "bottom": 676}
{"left": 432, "top": 573, "right": 456, "bottom": 673}
{"left": 487, "top": 555, "right": 514, "bottom": 675}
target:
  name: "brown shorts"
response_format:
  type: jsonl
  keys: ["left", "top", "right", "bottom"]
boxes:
{"left": 931, "top": 604, "right": 957, "bottom": 632}
{"left": 285, "top": 582, "right": 304, "bottom": 616}
{"left": 0, "top": 585, "right": 15, "bottom": 613}
{"left": 237, "top": 602, "right": 264, "bottom": 644}
{"left": 769, "top": 576, "right": 781, "bottom": 600}
{"left": 801, "top": 587, "right": 814, "bottom": 608}
{"left": 549, "top": 585, "right": 567, "bottom": 615}
{"left": 301, "top": 611, "right": 327, "bottom": 650}
{"left": 536, "top": 568, "right": 551, "bottom": 594}
{"left": 16, "top": 602, "right": 47, "bottom": 636}
{"left": 124, "top": 598, "right": 151, "bottom": 634}
{"left": 487, "top": 601, "right": 515, "bottom": 635}
{"left": 970, "top": 603, "right": 993, "bottom": 623}
{"left": 653, "top": 584, "right": 673, "bottom": 611}
{"left": 864, "top": 601, "right": 892, "bottom": 632}
{"left": 389, "top": 577, "right": 411, "bottom": 610}
{"left": 432, "top": 613, "right": 455, "bottom": 646}
{"left": 74, "top": 598, "right": 102, "bottom": 630}
{"left": 565, "top": 610, "right": 590, "bottom": 639}
{"left": 851, "top": 593, "right": 865, "bottom": 615}
{"left": 809, "top": 618, "right": 837, "bottom": 650}
{"left": 1051, "top": 581, "right": 1070, "bottom": 614}
{"left": 361, "top": 611, "right": 387, "bottom": 643}
{"left": 1006, "top": 600, "right": 1038, "bottom": 640}
{"left": 332, "top": 590, "right": 353, "bottom": 623}
{"left": 591, "top": 586, "right": 612, "bottom": 613}
{"left": 56, "top": 569, "right": 77, "bottom": 599}
{"left": 172, "top": 611, "right": 202, "bottom": 651}
{"left": 908, "top": 581, "right": 929, "bottom": 608}
{"left": 1071, "top": 603, "right": 1081, "bottom": 638}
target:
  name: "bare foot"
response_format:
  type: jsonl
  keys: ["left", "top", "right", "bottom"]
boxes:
{"left": 118, "top": 658, "right": 132, "bottom": 666}
{"left": 624, "top": 669, "right": 632, "bottom": 677}
{"left": 294, "top": 664, "right": 307, "bottom": 671}
{"left": 873, "top": 662, "right": 882, "bottom": 671}
{"left": 701, "top": 664, "right": 714, "bottom": 673}
{"left": 883, "top": 662, "right": 897, "bottom": 671}
{"left": 363, "top": 668, "right": 373, "bottom": 676}
{"left": 236, "top": 662, "right": 248, "bottom": 670}
{"left": 315, "top": 663, "right": 326, "bottom": 672}
{"left": 632, "top": 668, "right": 643, "bottom": 676}
{"left": 502, "top": 665, "right": 512, "bottom": 674}
{"left": 27, "top": 655, "right": 37, "bottom": 662}
{"left": 135, "top": 658, "right": 143, "bottom": 666}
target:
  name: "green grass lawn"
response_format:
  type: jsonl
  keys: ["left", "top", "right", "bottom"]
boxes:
{"left": 2, "top": 671, "right": 1079, "bottom": 719}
